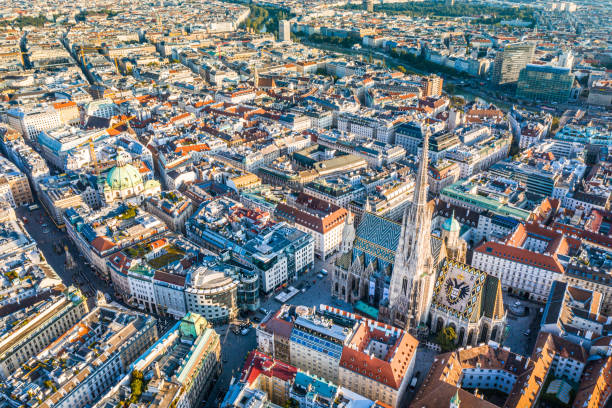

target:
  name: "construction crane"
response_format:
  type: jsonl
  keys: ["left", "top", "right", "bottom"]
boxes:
{"left": 74, "top": 115, "right": 136, "bottom": 175}
{"left": 78, "top": 43, "right": 100, "bottom": 66}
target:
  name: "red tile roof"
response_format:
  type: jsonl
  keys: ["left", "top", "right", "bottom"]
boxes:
{"left": 241, "top": 350, "right": 297, "bottom": 385}
{"left": 53, "top": 101, "right": 77, "bottom": 109}
{"left": 91, "top": 236, "right": 116, "bottom": 253}
{"left": 340, "top": 321, "right": 418, "bottom": 390}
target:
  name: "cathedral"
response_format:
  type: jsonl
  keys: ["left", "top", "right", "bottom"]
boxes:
{"left": 333, "top": 129, "right": 442, "bottom": 331}
{"left": 332, "top": 130, "right": 506, "bottom": 344}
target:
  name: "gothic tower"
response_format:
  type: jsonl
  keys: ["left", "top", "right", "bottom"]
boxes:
{"left": 340, "top": 211, "right": 355, "bottom": 254}
{"left": 388, "top": 128, "right": 435, "bottom": 331}
{"left": 442, "top": 210, "right": 467, "bottom": 263}
{"left": 253, "top": 65, "right": 259, "bottom": 89}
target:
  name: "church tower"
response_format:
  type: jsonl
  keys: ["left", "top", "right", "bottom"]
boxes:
{"left": 340, "top": 211, "right": 355, "bottom": 254}
{"left": 253, "top": 65, "right": 259, "bottom": 89}
{"left": 442, "top": 210, "right": 467, "bottom": 263}
{"left": 388, "top": 128, "right": 436, "bottom": 331}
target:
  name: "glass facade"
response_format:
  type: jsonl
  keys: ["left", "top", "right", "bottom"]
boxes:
{"left": 516, "top": 64, "right": 574, "bottom": 103}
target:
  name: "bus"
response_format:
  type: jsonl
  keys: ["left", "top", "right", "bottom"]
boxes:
{"left": 28, "top": 204, "right": 39, "bottom": 211}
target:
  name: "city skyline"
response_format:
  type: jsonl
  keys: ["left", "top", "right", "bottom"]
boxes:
{"left": 0, "top": 0, "right": 611, "bottom": 407}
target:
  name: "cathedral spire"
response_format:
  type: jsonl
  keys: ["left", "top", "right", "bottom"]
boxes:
{"left": 413, "top": 126, "right": 430, "bottom": 210}
{"left": 387, "top": 126, "right": 435, "bottom": 332}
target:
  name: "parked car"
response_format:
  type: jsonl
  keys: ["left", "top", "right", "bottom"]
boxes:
{"left": 317, "top": 273, "right": 324, "bottom": 279}
{"left": 410, "top": 372, "right": 420, "bottom": 389}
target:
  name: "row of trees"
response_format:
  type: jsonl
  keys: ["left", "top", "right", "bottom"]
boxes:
{"left": 389, "top": 48, "right": 471, "bottom": 79}
{"left": 240, "top": 4, "right": 292, "bottom": 35}
{"left": 75, "top": 9, "right": 118, "bottom": 22}
{"left": 0, "top": 15, "right": 48, "bottom": 28}
{"left": 295, "top": 32, "right": 360, "bottom": 49}
{"left": 345, "top": 1, "right": 535, "bottom": 25}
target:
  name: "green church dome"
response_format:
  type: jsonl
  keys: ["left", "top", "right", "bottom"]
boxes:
{"left": 442, "top": 212, "right": 460, "bottom": 232}
{"left": 106, "top": 162, "right": 142, "bottom": 191}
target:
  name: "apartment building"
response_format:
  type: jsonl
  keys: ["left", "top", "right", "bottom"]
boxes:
{"left": 338, "top": 312, "right": 418, "bottom": 407}
{"left": 289, "top": 310, "right": 353, "bottom": 383}
{"left": 0, "top": 288, "right": 88, "bottom": 379}
{"left": 275, "top": 193, "right": 348, "bottom": 260}
{"left": 472, "top": 223, "right": 574, "bottom": 302}
{"left": 1, "top": 305, "right": 157, "bottom": 408}
{"left": 304, "top": 176, "right": 366, "bottom": 208}
{"left": 64, "top": 204, "right": 169, "bottom": 279}
{"left": 144, "top": 190, "right": 194, "bottom": 233}
{"left": 5, "top": 107, "right": 62, "bottom": 140}
{"left": 53, "top": 100, "right": 80, "bottom": 125}
{"left": 38, "top": 174, "right": 99, "bottom": 226}
{"left": 412, "top": 332, "right": 587, "bottom": 408}
{"left": 258, "top": 305, "right": 419, "bottom": 408}
{"left": 0, "top": 155, "right": 33, "bottom": 207}
{"left": 94, "top": 313, "right": 220, "bottom": 408}
{"left": 541, "top": 281, "right": 609, "bottom": 349}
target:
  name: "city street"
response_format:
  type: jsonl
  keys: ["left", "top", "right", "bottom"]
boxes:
{"left": 204, "top": 255, "right": 338, "bottom": 407}
{"left": 501, "top": 293, "right": 542, "bottom": 357}
{"left": 16, "top": 204, "right": 114, "bottom": 310}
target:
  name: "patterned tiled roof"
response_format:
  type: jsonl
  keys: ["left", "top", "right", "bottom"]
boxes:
{"left": 354, "top": 213, "right": 401, "bottom": 263}
{"left": 481, "top": 275, "right": 504, "bottom": 320}
{"left": 432, "top": 260, "right": 487, "bottom": 323}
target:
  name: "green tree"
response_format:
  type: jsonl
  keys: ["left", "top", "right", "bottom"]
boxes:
{"left": 551, "top": 116, "right": 560, "bottom": 132}
{"left": 436, "top": 326, "right": 457, "bottom": 352}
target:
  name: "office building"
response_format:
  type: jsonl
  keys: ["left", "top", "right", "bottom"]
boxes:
{"left": 185, "top": 265, "right": 239, "bottom": 325}
{"left": 279, "top": 20, "right": 291, "bottom": 43}
{"left": 516, "top": 64, "right": 574, "bottom": 103}
{"left": 491, "top": 42, "right": 535, "bottom": 86}
{"left": 5, "top": 107, "right": 62, "bottom": 140}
